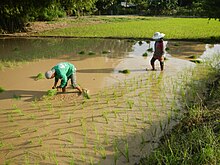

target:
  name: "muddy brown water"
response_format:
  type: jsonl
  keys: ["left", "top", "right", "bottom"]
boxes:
{"left": 0, "top": 38, "right": 220, "bottom": 165}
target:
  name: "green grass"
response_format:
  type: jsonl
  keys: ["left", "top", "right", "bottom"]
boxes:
{"left": 39, "top": 17, "right": 220, "bottom": 42}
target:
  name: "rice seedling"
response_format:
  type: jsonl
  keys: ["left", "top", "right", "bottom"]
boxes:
{"left": 52, "top": 152, "right": 59, "bottom": 165}
{"left": 38, "top": 137, "right": 43, "bottom": 146}
{"left": 89, "top": 157, "right": 95, "bottom": 165}
{"left": 138, "top": 41, "right": 143, "bottom": 45}
{"left": 69, "top": 158, "right": 75, "bottom": 165}
{"left": 88, "top": 51, "right": 96, "bottom": 55}
{"left": 103, "top": 128, "right": 109, "bottom": 145}
{"left": 98, "top": 145, "right": 107, "bottom": 160}
{"left": 24, "top": 152, "right": 30, "bottom": 165}
{"left": 7, "top": 114, "right": 14, "bottom": 122}
{"left": 126, "top": 100, "right": 134, "bottom": 109}
{"left": 119, "top": 140, "right": 130, "bottom": 162}
{"left": 147, "top": 48, "right": 153, "bottom": 52}
{"left": 83, "top": 136, "right": 87, "bottom": 147}
{"left": 35, "top": 72, "right": 45, "bottom": 80}
{"left": 78, "top": 51, "right": 85, "bottom": 55}
{"left": 119, "top": 69, "right": 130, "bottom": 74}
{"left": 67, "top": 115, "right": 72, "bottom": 123}
{"left": 15, "top": 130, "right": 21, "bottom": 137}
{"left": 113, "top": 140, "right": 120, "bottom": 165}
{"left": 13, "top": 94, "right": 21, "bottom": 100}
{"left": 67, "top": 135, "right": 74, "bottom": 144}
{"left": 188, "top": 55, "right": 198, "bottom": 59}
{"left": 102, "top": 111, "right": 109, "bottom": 124}
{"left": 165, "top": 47, "right": 170, "bottom": 51}
{"left": 102, "top": 50, "right": 110, "bottom": 54}
{"left": 80, "top": 118, "right": 87, "bottom": 136}
{"left": 80, "top": 151, "right": 86, "bottom": 162}
{"left": 12, "top": 107, "right": 23, "bottom": 116}
{"left": 142, "top": 52, "right": 148, "bottom": 57}
{"left": 0, "top": 86, "right": 5, "bottom": 93}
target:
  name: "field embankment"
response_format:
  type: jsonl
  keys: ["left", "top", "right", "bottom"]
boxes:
{"left": 2, "top": 16, "right": 220, "bottom": 42}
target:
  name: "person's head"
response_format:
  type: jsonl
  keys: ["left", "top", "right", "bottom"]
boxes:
{"left": 152, "top": 32, "right": 165, "bottom": 41}
{"left": 45, "top": 69, "right": 55, "bottom": 79}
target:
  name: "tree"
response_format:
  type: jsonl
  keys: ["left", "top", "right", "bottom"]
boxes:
{"left": 95, "top": 0, "right": 116, "bottom": 15}
{"left": 0, "top": 0, "right": 60, "bottom": 32}
{"left": 202, "top": 0, "right": 220, "bottom": 20}
{"left": 71, "top": 0, "right": 97, "bottom": 17}
{"left": 148, "top": 0, "right": 178, "bottom": 15}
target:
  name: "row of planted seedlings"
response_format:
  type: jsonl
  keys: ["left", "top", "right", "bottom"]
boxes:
{"left": 0, "top": 70, "right": 188, "bottom": 165}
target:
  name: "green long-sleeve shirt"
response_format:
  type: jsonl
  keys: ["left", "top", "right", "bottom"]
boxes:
{"left": 52, "top": 62, "right": 76, "bottom": 88}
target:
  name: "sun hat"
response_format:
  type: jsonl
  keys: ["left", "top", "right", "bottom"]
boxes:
{"left": 152, "top": 32, "right": 165, "bottom": 39}
{"left": 45, "top": 69, "right": 55, "bottom": 79}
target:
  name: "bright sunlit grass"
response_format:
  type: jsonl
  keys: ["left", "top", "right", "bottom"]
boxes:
{"left": 40, "top": 17, "right": 220, "bottom": 41}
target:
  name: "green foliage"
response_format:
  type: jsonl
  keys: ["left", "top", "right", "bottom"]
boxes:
{"left": 36, "top": 4, "right": 66, "bottom": 21}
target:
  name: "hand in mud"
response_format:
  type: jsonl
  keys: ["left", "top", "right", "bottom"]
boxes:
{"left": 77, "top": 91, "right": 82, "bottom": 96}
{"left": 56, "top": 86, "right": 62, "bottom": 92}
{"left": 52, "top": 86, "right": 56, "bottom": 89}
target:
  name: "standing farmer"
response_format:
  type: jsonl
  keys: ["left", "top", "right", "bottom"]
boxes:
{"left": 150, "top": 32, "right": 165, "bottom": 71}
{"left": 45, "top": 62, "right": 83, "bottom": 93}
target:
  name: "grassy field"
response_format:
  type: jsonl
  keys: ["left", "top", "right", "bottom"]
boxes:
{"left": 38, "top": 16, "right": 220, "bottom": 42}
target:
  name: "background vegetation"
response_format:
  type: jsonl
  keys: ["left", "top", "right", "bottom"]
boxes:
{"left": 0, "top": 0, "right": 220, "bottom": 33}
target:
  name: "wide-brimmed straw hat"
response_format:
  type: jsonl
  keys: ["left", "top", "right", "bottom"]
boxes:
{"left": 152, "top": 32, "right": 165, "bottom": 39}
{"left": 45, "top": 69, "right": 55, "bottom": 79}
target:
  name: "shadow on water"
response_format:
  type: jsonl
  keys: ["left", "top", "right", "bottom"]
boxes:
{"left": 0, "top": 90, "right": 47, "bottom": 102}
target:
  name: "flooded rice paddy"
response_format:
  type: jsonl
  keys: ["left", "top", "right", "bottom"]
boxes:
{"left": 0, "top": 38, "right": 220, "bottom": 165}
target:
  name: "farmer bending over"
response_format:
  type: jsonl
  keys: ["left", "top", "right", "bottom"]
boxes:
{"left": 150, "top": 32, "right": 165, "bottom": 71}
{"left": 45, "top": 62, "right": 83, "bottom": 93}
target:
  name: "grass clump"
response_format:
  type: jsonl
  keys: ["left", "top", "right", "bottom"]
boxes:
{"left": 119, "top": 69, "right": 130, "bottom": 74}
